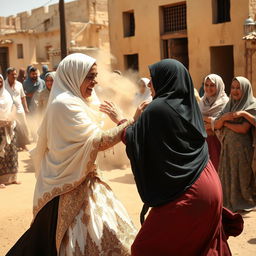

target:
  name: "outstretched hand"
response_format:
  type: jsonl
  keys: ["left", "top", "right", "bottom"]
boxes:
{"left": 99, "top": 101, "right": 124, "bottom": 124}
{"left": 133, "top": 100, "right": 151, "bottom": 122}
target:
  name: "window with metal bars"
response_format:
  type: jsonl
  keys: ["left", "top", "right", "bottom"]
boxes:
{"left": 163, "top": 4, "right": 187, "bottom": 33}
{"left": 123, "top": 11, "right": 135, "bottom": 37}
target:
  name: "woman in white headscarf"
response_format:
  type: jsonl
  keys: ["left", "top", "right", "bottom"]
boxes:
{"left": 0, "top": 74, "right": 19, "bottom": 188}
{"left": 214, "top": 76, "right": 256, "bottom": 212}
{"left": 6, "top": 53, "right": 137, "bottom": 255}
{"left": 133, "top": 78, "right": 152, "bottom": 106}
{"left": 199, "top": 74, "right": 229, "bottom": 171}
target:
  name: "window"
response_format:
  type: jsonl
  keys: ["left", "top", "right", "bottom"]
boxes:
{"left": 163, "top": 3, "right": 187, "bottom": 33}
{"left": 123, "top": 10, "right": 135, "bottom": 37}
{"left": 17, "top": 44, "right": 24, "bottom": 59}
{"left": 212, "top": 0, "right": 230, "bottom": 24}
{"left": 44, "top": 18, "right": 51, "bottom": 31}
{"left": 124, "top": 54, "right": 139, "bottom": 71}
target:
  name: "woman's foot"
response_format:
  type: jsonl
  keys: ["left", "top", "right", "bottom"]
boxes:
{"left": 0, "top": 184, "right": 6, "bottom": 189}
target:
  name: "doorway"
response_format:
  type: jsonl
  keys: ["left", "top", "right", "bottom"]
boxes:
{"left": 163, "top": 38, "right": 189, "bottom": 69}
{"left": 0, "top": 47, "right": 9, "bottom": 78}
{"left": 210, "top": 45, "right": 234, "bottom": 94}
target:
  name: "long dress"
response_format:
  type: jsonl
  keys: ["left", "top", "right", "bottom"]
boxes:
{"left": 6, "top": 118, "right": 137, "bottom": 256}
{"left": 131, "top": 161, "right": 234, "bottom": 256}
{"left": 219, "top": 127, "right": 256, "bottom": 211}
{"left": 206, "top": 134, "right": 221, "bottom": 171}
{"left": 0, "top": 124, "right": 18, "bottom": 185}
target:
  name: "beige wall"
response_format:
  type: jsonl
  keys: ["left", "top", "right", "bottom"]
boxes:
{"left": 108, "top": 0, "right": 253, "bottom": 91}
{"left": 188, "top": 0, "right": 247, "bottom": 89}
{"left": 0, "top": 32, "right": 37, "bottom": 72}
{"left": 0, "top": 0, "right": 109, "bottom": 72}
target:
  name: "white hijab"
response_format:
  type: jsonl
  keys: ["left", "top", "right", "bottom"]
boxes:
{"left": 199, "top": 74, "right": 229, "bottom": 118}
{"left": 32, "top": 53, "right": 105, "bottom": 217}
{"left": 0, "top": 74, "right": 13, "bottom": 120}
{"left": 134, "top": 78, "right": 152, "bottom": 106}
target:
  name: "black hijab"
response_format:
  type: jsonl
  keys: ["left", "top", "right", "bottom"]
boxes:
{"left": 126, "top": 59, "right": 209, "bottom": 208}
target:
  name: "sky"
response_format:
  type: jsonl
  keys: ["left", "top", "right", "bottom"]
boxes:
{"left": 1, "top": 0, "right": 74, "bottom": 17}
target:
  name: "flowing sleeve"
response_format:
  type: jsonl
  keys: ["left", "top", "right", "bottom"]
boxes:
{"left": 98, "top": 119, "right": 133, "bottom": 151}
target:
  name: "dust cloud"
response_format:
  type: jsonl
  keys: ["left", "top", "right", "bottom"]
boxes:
{"left": 26, "top": 50, "right": 146, "bottom": 171}
{"left": 92, "top": 50, "right": 141, "bottom": 170}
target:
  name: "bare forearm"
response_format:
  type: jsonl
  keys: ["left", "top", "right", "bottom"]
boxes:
{"left": 21, "top": 97, "right": 29, "bottom": 112}
{"left": 214, "top": 118, "right": 224, "bottom": 130}
{"left": 224, "top": 122, "right": 251, "bottom": 134}
{"left": 239, "top": 111, "right": 256, "bottom": 126}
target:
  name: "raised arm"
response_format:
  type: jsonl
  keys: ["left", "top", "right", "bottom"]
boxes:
{"left": 98, "top": 119, "right": 133, "bottom": 151}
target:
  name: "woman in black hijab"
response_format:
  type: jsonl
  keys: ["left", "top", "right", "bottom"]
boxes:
{"left": 124, "top": 59, "right": 231, "bottom": 255}
{"left": 101, "top": 59, "right": 242, "bottom": 256}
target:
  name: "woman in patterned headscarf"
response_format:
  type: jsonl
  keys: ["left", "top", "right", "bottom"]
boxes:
{"left": 214, "top": 76, "right": 256, "bottom": 212}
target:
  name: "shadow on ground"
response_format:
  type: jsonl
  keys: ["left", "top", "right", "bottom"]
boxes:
{"left": 110, "top": 173, "right": 135, "bottom": 184}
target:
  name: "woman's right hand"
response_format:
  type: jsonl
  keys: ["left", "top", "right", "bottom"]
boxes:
{"left": 133, "top": 100, "right": 151, "bottom": 122}
{"left": 99, "top": 101, "right": 125, "bottom": 124}
{"left": 221, "top": 112, "right": 234, "bottom": 122}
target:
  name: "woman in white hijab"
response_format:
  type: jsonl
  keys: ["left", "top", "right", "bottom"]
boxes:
{"left": 0, "top": 74, "right": 19, "bottom": 188}
{"left": 199, "top": 74, "right": 229, "bottom": 171}
{"left": 133, "top": 78, "right": 152, "bottom": 106}
{"left": 6, "top": 53, "right": 137, "bottom": 255}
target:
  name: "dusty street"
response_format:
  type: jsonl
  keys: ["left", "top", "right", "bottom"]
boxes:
{"left": 0, "top": 147, "right": 256, "bottom": 256}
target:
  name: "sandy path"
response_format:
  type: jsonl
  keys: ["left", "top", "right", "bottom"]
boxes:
{"left": 0, "top": 149, "right": 256, "bottom": 255}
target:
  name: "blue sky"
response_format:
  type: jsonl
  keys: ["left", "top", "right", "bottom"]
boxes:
{"left": 1, "top": 0, "right": 74, "bottom": 17}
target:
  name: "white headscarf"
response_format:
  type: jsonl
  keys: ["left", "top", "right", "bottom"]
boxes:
{"left": 32, "top": 53, "right": 106, "bottom": 217}
{"left": 221, "top": 76, "right": 256, "bottom": 116}
{"left": 199, "top": 74, "right": 229, "bottom": 118}
{"left": 134, "top": 77, "right": 152, "bottom": 106}
{"left": 0, "top": 74, "right": 13, "bottom": 120}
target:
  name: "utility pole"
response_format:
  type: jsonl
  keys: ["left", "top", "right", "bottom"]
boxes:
{"left": 59, "top": 0, "right": 67, "bottom": 59}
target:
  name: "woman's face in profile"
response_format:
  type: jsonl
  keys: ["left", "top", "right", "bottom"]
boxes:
{"left": 147, "top": 79, "right": 155, "bottom": 97}
{"left": 80, "top": 64, "right": 98, "bottom": 99}
{"left": 204, "top": 78, "right": 217, "bottom": 97}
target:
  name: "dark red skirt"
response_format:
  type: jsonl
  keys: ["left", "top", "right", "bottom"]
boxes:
{"left": 131, "top": 161, "right": 233, "bottom": 256}
{"left": 207, "top": 135, "right": 221, "bottom": 172}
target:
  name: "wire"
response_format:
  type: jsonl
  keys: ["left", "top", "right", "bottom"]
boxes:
{"left": 43, "top": 0, "right": 55, "bottom": 7}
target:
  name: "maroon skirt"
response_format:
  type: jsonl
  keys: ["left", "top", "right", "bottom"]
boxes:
{"left": 131, "top": 161, "right": 234, "bottom": 256}
{"left": 207, "top": 135, "right": 221, "bottom": 172}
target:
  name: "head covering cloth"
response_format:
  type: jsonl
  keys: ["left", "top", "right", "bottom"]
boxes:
{"left": 199, "top": 74, "right": 229, "bottom": 118}
{"left": 126, "top": 59, "right": 209, "bottom": 208}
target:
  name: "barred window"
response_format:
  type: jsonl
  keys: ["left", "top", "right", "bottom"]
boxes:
{"left": 163, "top": 4, "right": 187, "bottom": 33}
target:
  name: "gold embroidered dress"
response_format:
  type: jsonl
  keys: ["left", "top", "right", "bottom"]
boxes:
{"left": 7, "top": 53, "right": 137, "bottom": 256}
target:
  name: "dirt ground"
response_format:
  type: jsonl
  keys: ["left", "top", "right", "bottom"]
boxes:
{"left": 0, "top": 147, "right": 256, "bottom": 255}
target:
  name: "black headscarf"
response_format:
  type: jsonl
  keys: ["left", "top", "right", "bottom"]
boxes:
{"left": 126, "top": 59, "right": 209, "bottom": 208}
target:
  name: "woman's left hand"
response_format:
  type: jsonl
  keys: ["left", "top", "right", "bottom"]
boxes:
{"left": 99, "top": 101, "right": 125, "bottom": 124}
{"left": 133, "top": 100, "right": 151, "bottom": 121}
{"left": 232, "top": 111, "right": 245, "bottom": 118}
